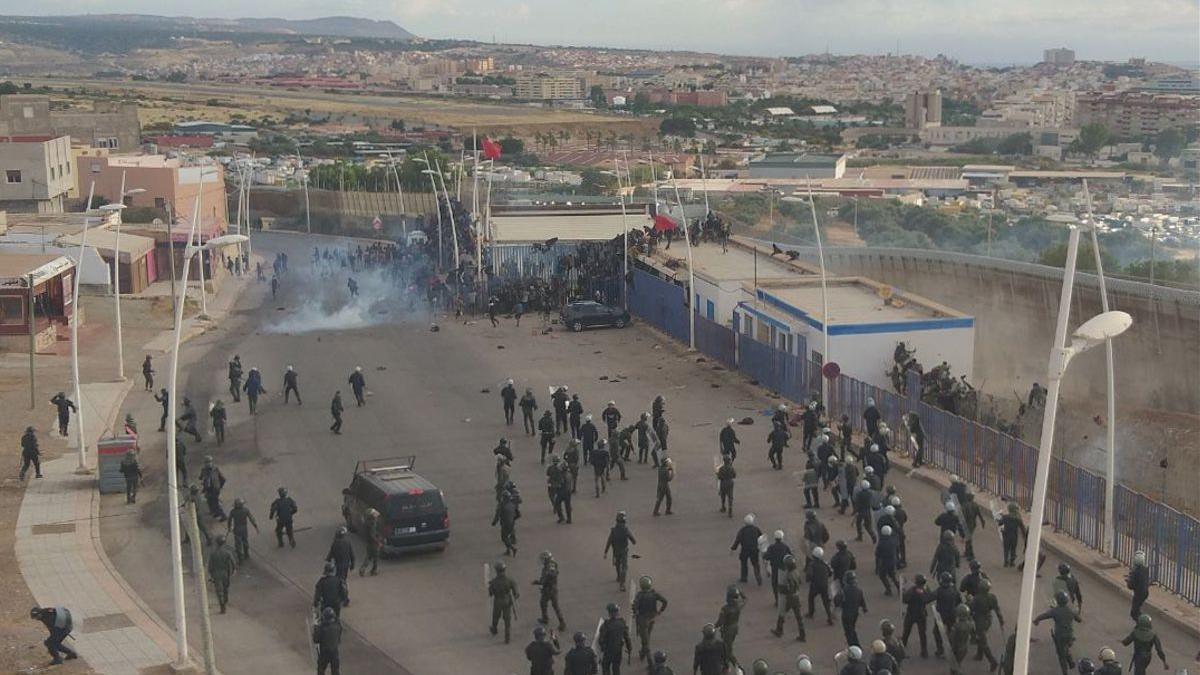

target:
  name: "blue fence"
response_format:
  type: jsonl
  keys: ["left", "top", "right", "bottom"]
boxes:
{"left": 625, "top": 270, "right": 1200, "bottom": 606}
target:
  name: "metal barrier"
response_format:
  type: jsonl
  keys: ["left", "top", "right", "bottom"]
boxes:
{"left": 626, "top": 274, "right": 1200, "bottom": 605}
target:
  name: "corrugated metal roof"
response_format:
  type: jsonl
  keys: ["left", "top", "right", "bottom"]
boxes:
{"left": 58, "top": 228, "right": 156, "bottom": 262}
{"left": 491, "top": 212, "right": 652, "bottom": 242}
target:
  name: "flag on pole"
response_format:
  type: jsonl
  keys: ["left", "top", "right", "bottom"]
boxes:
{"left": 482, "top": 137, "right": 502, "bottom": 161}
{"left": 652, "top": 213, "right": 677, "bottom": 232}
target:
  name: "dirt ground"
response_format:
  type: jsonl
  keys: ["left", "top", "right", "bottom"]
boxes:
{"left": 0, "top": 293, "right": 174, "bottom": 674}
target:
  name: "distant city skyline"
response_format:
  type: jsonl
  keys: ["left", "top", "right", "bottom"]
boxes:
{"left": 1, "top": 0, "right": 1197, "bottom": 64}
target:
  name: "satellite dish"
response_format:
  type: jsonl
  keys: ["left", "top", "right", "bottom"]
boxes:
{"left": 877, "top": 285, "right": 894, "bottom": 300}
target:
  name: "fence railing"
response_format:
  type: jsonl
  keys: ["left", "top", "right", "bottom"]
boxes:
{"left": 625, "top": 272, "right": 1200, "bottom": 606}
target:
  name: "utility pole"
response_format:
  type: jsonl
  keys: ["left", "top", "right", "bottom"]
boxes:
{"left": 28, "top": 273, "right": 35, "bottom": 410}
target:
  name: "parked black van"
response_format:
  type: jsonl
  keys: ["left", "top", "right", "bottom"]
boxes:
{"left": 342, "top": 456, "right": 449, "bottom": 553}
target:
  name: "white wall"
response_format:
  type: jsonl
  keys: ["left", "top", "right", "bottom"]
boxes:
{"left": 826, "top": 325, "right": 975, "bottom": 391}
{"left": 692, "top": 275, "right": 747, "bottom": 326}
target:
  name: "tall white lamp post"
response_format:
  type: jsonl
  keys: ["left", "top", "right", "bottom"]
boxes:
{"left": 1011, "top": 225, "right": 1133, "bottom": 675}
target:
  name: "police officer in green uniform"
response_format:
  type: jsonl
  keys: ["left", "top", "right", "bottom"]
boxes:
{"left": 653, "top": 458, "right": 674, "bottom": 516}
{"left": 947, "top": 603, "right": 976, "bottom": 675}
{"left": 714, "top": 585, "right": 746, "bottom": 667}
{"left": 534, "top": 550, "right": 567, "bottom": 631}
{"left": 970, "top": 577, "right": 1004, "bottom": 670}
{"left": 632, "top": 575, "right": 668, "bottom": 662}
{"left": 225, "top": 498, "right": 259, "bottom": 563}
{"left": 564, "top": 631, "right": 598, "bottom": 675}
{"left": 649, "top": 650, "right": 674, "bottom": 675}
{"left": 207, "top": 534, "right": 237, "bottom": 614}
{"left": 1033, "top": 591, "right": 1082, "bottom": 675}
{"left": 488, "top": 560, "right": 520, "bottom": 643}
{"left": 1121, "top": 614, "right": 1169, "bottom": 675}
{"left": 771, "top": 554, "right": 806, "bottom": 641}
{"left": 603, "top": 511, "right": 636, "bottom": 591}
{"left": 716, "top": 455, "right": 736, "bottom": 515}
{"left": 358, "top": 507, "right": 382, "bottom": 576}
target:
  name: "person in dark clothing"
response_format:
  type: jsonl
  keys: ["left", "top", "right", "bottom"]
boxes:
{"left": 767, "top": 422, "right": 789, "bottom": 470}
{"left": 270, "top": 275, "right": 279, "bottom": 299}
{"left": 905, "top": 412, "right": 925, "bottom": 467}
{"left": 207, "top": 535, "right": 237, "bottom": 613}
{"left": 762, "top": 530, "right": 791, "bottom": 605}
{"left": 800, "top": 402, "right": 819, "bottom": 452}
{"left": 312, "top": 606, "right": 343, "bottom": 675}
{"left": 804, "top": 546, "right": 834, "bottom": 625}
{"left": 930, "top": 529, "right": 962, "bottom": 581}
{"left": 269, "top": 487, "right": 298, "bottom": 548}
{"left": 225, "top": 498, "right": 259, "bottom": 562}
{"left": 867, "top": 640, "right": 900, "bottom": 675}
{"left": 635, "top": 413, "right": 652, "bottom": 464}
{"left": 879, "top": 618, "right": 907, "bottom": 671}
{"left": 601, "top": 401, "right": 622, "bottom": 438}
{"left": 719, "top": 419, "right": 740, "bottom": 461}
{"left": 227, "top": 355, "right": 243, "bottom": 402}
{"left": 874, "top": 526, "right": 900, "bottom": 595}
{"left": 525, "top": 624, "right": 561, "bottom": 675}
{"left": 1033, "top": 591, "right": 1082, "bottom": 675}
{"left": 50, "top": 392, "right": 77, "bottom": 436}
{"left": 580, "top": 414, "right": 600, "bottom": 462}
{"left": 597, "top": 603, "right": 632, "bottom": 675}
{"left": 199, "top": 456, "right": 227, "bottom": 520}
{"left": 1126, "top": 551, "right": 1151, "bottom": 621}
{"left": 142, "top": 355, "right": 155, "bottom": 391}
{"left": 834, "top": 571, "right": 868, "bottom": 647}
{"left": 653, "top": 459, "right": 674, "bottom": 516}
{"left": 520, "top": 389, "right": 539, "bottom": 435}
{"left": 243, "top": 367, "right": 266, "bottom": 414}
{"left": 330, "top": 391, "right": 344, "bottom": 434}
{"left": 493, "top": 489, "right": 521, "bottom": 556}
{"left": 177, "top": 397, "right": 203, "bottom": 442}
{"left": 564, "top": 631, "right": 599, "bottom": 675}
{"left": 731, "top": 514, "right": 763, "bottom": 585}
{"left": 863, "top": 398, "right": 881, "bottom": 438}
{"left": 603, "top": 511, "right": 636, "bottom": 592}
{"left": 771, "top": 555, "right": 806, "bottom": 641}
{"left": 970, "top": 577, "right": 1004, "bottom": 670}
{"left": 831, "top": 540, "right": 857, "bottom": 589}
{"left": 591, "top": 439, "right": 611, "bottom": 496}
{"left": 932, "top": 572, "right": 962, "bottom": 659}
{"left": 210, "top": 400, "right": 227, "bottom": 445}
{"left": 347, "top": 367, "right": 367, "bottom": 406}
{"left": 716, "top": 455, "right": 736, "bottom": 515}
{"left": 568, "top": 394, "right": 584, "bottom": 439}
{"left": 714, "top": 585, "right": 746, "bottom": 667}
{"left": 30, "top": 606, "right": 78, "bottom": 665}
{"left": 853, "top": 481, "right": 877, "bottom": 544}
{"left": 998, "top": 502, "right": 1027, "bottom": 567}
{"left": 326, "top": 527, "right": 356, "bottom": 584}
{"left": 538, "top": 411, "right": 557, "bottom": 463}
{"left": 313, "top": 561, "right": 349, "bottom": 618}
{"left": 119, "top": 450, "right": 142, "bottom": 503}
{"left": 155, "top": 388, "right": 170, "bottom": 431}
{"left": 501, "top": 379, "right": 518, "bottom": 425}
{"left": 1122, "top": 614, "right": 1169, "bottom": 675}
{"left": 632, "top": 576, "right": 668, "bottom": 662}
{"left": 283, "top": 365, "right": 302, "bottom": 405}
{"left": 552, "top": 387, "right": 570, "bottom": 434}
{"left": 20, "top": 426, "right": 41, "bottom": 480}
{"left": 901, "top": 574, "right": 939, "bottom": 657}
{"left": 693, "top": 624, "right": 728, "bottom": 675}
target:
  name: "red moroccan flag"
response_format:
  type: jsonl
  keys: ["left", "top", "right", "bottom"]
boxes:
{"left": 653, "top": 213, "right": 678, "bottom": 232}
{"left": 482, "top": 137, "right": 502, "bottom": 160}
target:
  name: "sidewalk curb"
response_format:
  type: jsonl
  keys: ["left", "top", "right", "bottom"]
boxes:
{"left": 895, "top": 455, "right": 1200, "bottom": 641}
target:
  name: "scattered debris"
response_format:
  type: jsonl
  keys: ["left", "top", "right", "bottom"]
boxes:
{"left": 599, "top": 376, "right": 609, "bottom": 381}
{"left": 749, "top": 379, "right": 760, "bottom": 386}
{"left": 430, "top": 324, "right": 440, "bottom": 332}
{"left": 738, "top": 417, "right": 755, "bottom": 425}
{"left": 653, "top": 344, "right": 662, "bottom": 350}
{"left": 712, "top": 365, "right": 724, "bottom": 371}
{"left": 276, "top": 307, "right": 285, "bottom": 311}
{"left": 541, "top": 328, "right": 553, "bottom": 335}
{"left": 696, "top": 357, "right": 707, "bottom": 363}
{"left": 376, "top": 366, "right": 387, "bottom": 371}
{"left": 497, "top": 345, "right": 505, "bottom": 349}
{"left": 710, "top": 383, "right": 721, "bottom": 388}
{"left": 594, "top": 350, "right": 603, "bottom": 355}
{"left": 462, "top": 418, "right": 471, "bottom": 423}
{"left": 480, "top": 388, "right": 491, "bottom": 394}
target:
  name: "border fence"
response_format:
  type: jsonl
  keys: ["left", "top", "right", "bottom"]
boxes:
{"left": 625, "top": 270, "right": 1200, "bottom": 606}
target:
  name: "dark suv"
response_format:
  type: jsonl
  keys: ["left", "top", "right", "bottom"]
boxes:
{"left": 561, "top": 301, "right": 631, "bottom": 332}
{"left": 342, "top": 456, "right": 449, "bottom": 554}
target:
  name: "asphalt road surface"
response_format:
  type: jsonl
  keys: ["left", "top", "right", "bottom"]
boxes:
{"left": 102, "top": 232, "right": 1195, "bottom": 675}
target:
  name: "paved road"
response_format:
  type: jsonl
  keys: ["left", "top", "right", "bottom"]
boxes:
{"left": 103, "top": 233, "right": 1196, "bottom": 675}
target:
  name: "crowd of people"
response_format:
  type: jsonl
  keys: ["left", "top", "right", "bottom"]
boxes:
{"left": 483, "top": 380, "right": 1169, "bottom": 675}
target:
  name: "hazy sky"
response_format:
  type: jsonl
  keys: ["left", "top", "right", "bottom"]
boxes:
{"left": 5, "top": 0, "right": 1199, "bottom": 63}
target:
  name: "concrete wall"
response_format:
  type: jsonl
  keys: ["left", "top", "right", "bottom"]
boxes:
{"left": 0, "top": 137, "right": 72, "bottom": 212}
{"left": 0, "top": 95, "right": 140, "bottom": 151}
{"left": 803, "top": 248, "right": 1200, "bottom": 416}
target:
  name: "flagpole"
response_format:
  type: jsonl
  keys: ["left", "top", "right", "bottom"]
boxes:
{"left": 472, "top": 132, "right": 482, "bottom": 293}
{"left": 648, "top": 149, "right": 659, "bottom": 211}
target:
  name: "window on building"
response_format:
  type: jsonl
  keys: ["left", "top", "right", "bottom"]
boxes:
{"left": 22, "top": 106, "right": 33, "bottom": 119}
{"left": 154, "top": 197, "right": 166, "bottom": 210}
{"left": 5, "top": 170, "right": 21, "bottom": 184}
{"left": 97, "top": 137, "right": 119, "bottom": 149}
{"left": 48, "top": 167, "right": 55, "bottom": 180}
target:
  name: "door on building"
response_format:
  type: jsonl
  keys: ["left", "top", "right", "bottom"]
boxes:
{"left": 706, "top": 300, "right": 715, "bottom": 320}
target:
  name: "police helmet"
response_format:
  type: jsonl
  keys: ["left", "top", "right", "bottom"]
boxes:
{"left": 616, "top": 511, "right": 627, "bottom": 523}
{"left": 324, "top": 561, "right": 335, "bottom": 574}
{"left": 215, "top": 534, "right": 226, "bottom": 546}
{"left": 653, "top": 650, "right": 668, "bottom": 664}
{"left": 847, "top": 645, "right": 863, "bottom": 661}
{"left": 773, "top": 529, "right": 784, "bottom": 540}
{"left": 1058, "top": 563, "right": 1071, "bottom": 576}
{"left": 573, "top": 631, "right": 587, "bottom": 646}
{"left": 872, "top": 639, "right": 886, "bottom": 654}
{"left": 1099, "top": 647, "right": 1116, "bottom": 662}
{"left": 743, "top": 513, "right": 755, "bottom": 525}
{"left": 914, "top": 574, "right": 927, "bottom": 586}
{"left": 939, "top": 572, "right": 953, "bottom": 585}
{"left": 843, "top": 571, "right": 857, "bottom": 584}
{"left": 880, "top": 525, "right": 893, "bottom": 536}
{"left": 1055, "top": 590, "right": 1069, "bottom": 606}
{"left": 322, "top": 606, "right": 336, "bottom": 621}
{"left": 532, "top": 625, "right": 546, "bottom": 639}
{"left": 606, "top": 602, "right": 619, "bottom": 615}
{"left": 751, "top": 659, "right": 769, "bottom": 675}
{"left": 1136, "top": 614, "right": 1151, "bottom": 628}
{"left": 539, "top": 550, "right": 553, "bottom": 562}
{"left": 796, "top": 655, "right": 814, "bottom": 673}
{"left": 639, "top": 576, "right": 653, "bottom": 591}
{"left": 1077, "top": 658, "right": 1096, "bottom": 675}
{"left": 811, "top": 547, "right": 824, "bottom": 559}
{"left": 336, "top": 526, "right": 347, "bottom": 537}
{"left": 494, "top": 561, "right": 507, "bottom": 573}
{"left": 890, "top": 496, "right": 902, "bottom": 507}
{"left": 836, "top": 540, "right": 847, "bottom": 550}
{"left": 969, "top": 559, "right": 982, "bottom": 571}
{"left": 701, "top": 623, "right": 716, "bottom": 638}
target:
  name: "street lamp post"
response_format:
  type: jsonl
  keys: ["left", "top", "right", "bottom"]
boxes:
{"left": 164, "top": 191, "right": 249, "bottom": 668}
{"left": 1081, "top": 181, "right": 1118, "bottom": 556}
{"left": 71, "top": 181, "right": 96, "bottom": 472}
{"left": 416, "top": 154, "right": 444, "bottom": 271}
{"left": 667, "top": 171, "right": 696, "bottom": 350}
{"left": 805, "top": 182, "right": 831, "bottom": 403}
{"left": 102, "top": 180, "right": 146, "bottom": 382}
{"left": 614, "top": 155, "right": 630, "bottom": 309}
{"left": 1011, "top": 224, "right": 1133, "bottom": 675}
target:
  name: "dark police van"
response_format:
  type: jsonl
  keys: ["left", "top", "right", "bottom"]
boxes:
{"left": 342, "top": 456, "right": 449, "bottom": 554}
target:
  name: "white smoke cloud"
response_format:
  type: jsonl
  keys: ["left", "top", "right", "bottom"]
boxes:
{"left": 263, "top": 266, "right": 411, "bottom": 335}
